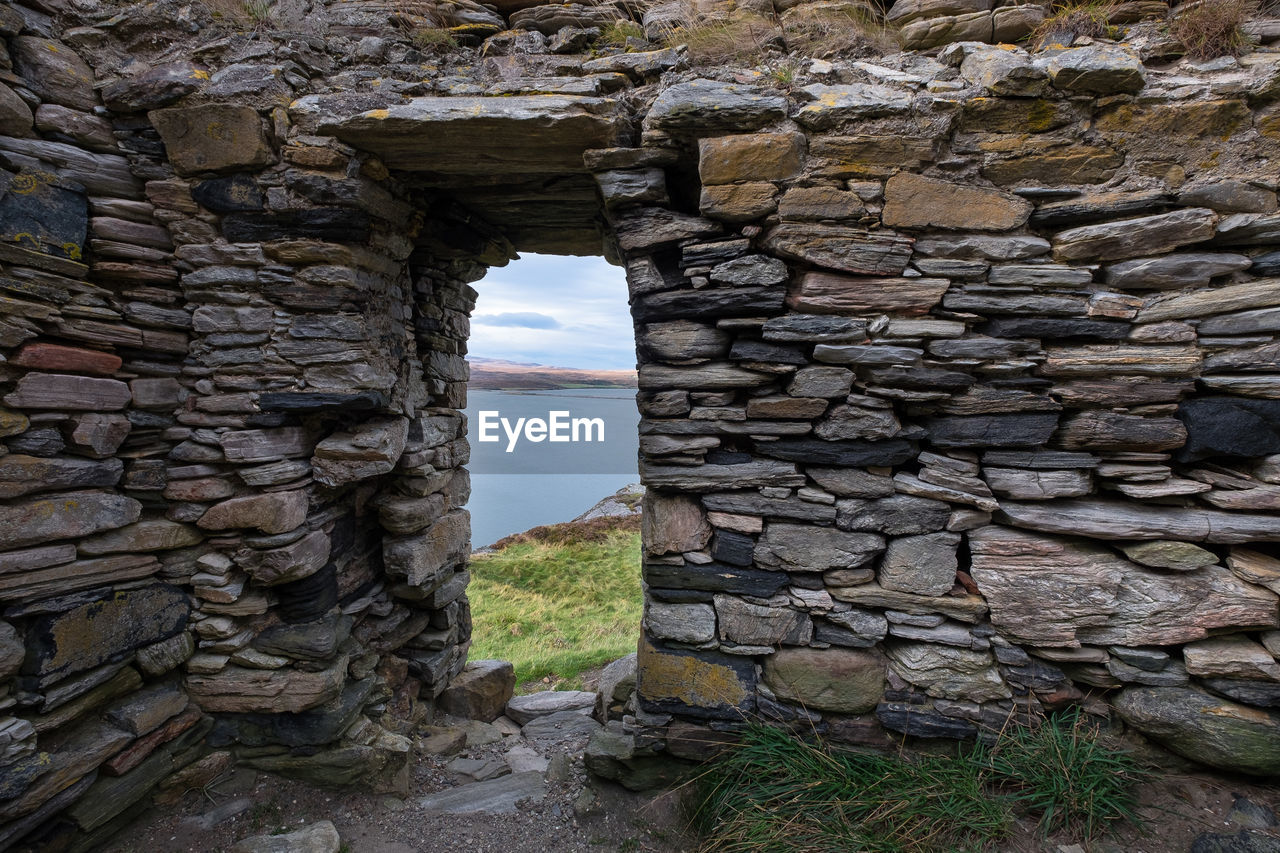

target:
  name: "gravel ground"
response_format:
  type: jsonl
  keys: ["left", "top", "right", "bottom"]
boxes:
{"left": 101, "top": 715, "right": 1280, "bottom": 853}
{"left": 103, "top": 720, "right": 693, "bottom": 853}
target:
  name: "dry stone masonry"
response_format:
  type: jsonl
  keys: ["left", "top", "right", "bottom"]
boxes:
{"left": 0, "top": 0, "right": 1278, "bottom": 844}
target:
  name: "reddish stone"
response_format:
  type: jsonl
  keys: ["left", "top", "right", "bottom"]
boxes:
{"left": 101, "top": 705, "right": 203, "bottom": 777}
{"left": 10, "top": 342, "right": 122, "bottom": 376}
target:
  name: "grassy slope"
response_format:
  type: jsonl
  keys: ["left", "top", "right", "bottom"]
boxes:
{"left": 467, "top": 516, "right": 642, "bottom": 690}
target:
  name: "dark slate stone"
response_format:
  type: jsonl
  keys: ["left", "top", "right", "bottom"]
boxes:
{"left": 222, "top": 209, "right": 371, "bottom": 243}
{"left": 192, "top": 174, "right": 264, "bottom": 213}
{"left": 273, "top": 562, "right": 338, "bottom": 623}
{"left": 756, "top": 693, "right": 821, "bottom": 724}
{"left": 22, "top": 584, "right": 189, "bottom": 683}
{"left": 631, "top": 286, "right": 785, "bottom": 322}
{"left": 1029, "top": 192, "right": 1172, "bottom": 228}
{"left": 643, "top": 562, "right": 788, "bottom": 597}
{"left": 252, "top": 612, "right": 351, "bottom": 661}
{"left": 982, "top": 317, "right": 1129, "bottom": 340}
{"left": 0, "top": 751, "right": 49, "bottom": 800}
{"left": 758, "top": 438, "right": 915, "bottom": 466}
{"left": 1202, "top": 678, "right": 1280, "bottom": 709}
{"left": 925, "top": 414, "right": 1060, "bottom": 448}
{"left": 127, "top": 411, "right": 175, "bottom": 429}
{"left": 1191, "top": 830, "right": 1280, "bottom": 853}
{"left": 1252, "top": 251, "right": 1280, "bottom": 277}
{"left": 101, "top": 61, "right": 209, "bottom": 112}
{"left": 876, "top": 702, "right": 977, "bottom": 739}
{"left": 711, "top": 531, "right": 755, "bottom": 566}
{"left": 259, "top": 391, "right": 389, "bottom": 413}
{"left": 813, "top": 621, "right": 877, "bottom": 648}
{"left": 705, "top": 450, "right": 754, "bottom": 464}
{"left": 1176, "top": 397, "right": 1280, "bottom": 462}
{"left": 209, "top": 676, "right": 374, "bottom": 748}
{"left": 864, "top": 367, "right": 975, "bottom": 392}
{"left": 837, "top": 495, "right": 950, "bottom": 535}
{"left": 729, "top": 339, "right": 809, "bottom": 365}
{"left": 648, "top": 587, "right": 715, "bottom": 603}
{"left": 0, "top": 168, "right": 87, "bottom": 261}
{"left": 7, "top": 427, "right": 66, "bottom": 457}
{"left": 682, "top": 238, "right": 751, "bottom": 265}
{"left": 1001, "top": 659, "right": 1069, "bottom": 692}
{"left": 244, "top": 412, "right": 290, "bottom": 428}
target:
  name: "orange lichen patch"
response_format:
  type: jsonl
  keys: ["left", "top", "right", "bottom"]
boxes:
{"left": 637, "top": 638, "right": 749, "bottom": 710}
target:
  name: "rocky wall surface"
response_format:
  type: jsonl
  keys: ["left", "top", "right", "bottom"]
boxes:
{"left": 1, "top": 0, "right": 1280, "bottom": 845}
{"left": 0, "top": 4, "right": 491, "bottom": 848}
{"left": 587, "top": 44, "right": 1280, "bottom": 782}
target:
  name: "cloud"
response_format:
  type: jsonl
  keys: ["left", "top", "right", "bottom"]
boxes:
{"left": 468, "top": 254, "right": 637, "bottom": 371}
{"left": 473, "top": 311, "right": 561, "bottom": 329}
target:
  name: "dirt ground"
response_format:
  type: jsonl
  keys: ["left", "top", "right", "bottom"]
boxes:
{"left": 102, "top": 725, "right": 1280, "bottom": 853}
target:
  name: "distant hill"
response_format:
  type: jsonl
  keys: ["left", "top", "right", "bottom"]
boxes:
{"left": 468, "top": 357, "right": 637, "bottom": 390}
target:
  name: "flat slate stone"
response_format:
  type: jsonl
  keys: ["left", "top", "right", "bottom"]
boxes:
{"left": 321, "top": 95, "right": 619, "bottom": 174}
{"left": 0, "top": 489, "right": 141, "bottom": 550}
{"left": 883, "top": 172, "right": 1031, "bottom": 231}
{"left": 419, "top": 771, "right": 548, "bottom": 815}
{"left": 970, "top": 525, "right": 1277, "bottom": 647}
{"left": 645, "top": 80, "right": 786, "bottom": 131}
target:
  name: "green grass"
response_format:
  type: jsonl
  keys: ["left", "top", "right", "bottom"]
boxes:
{"left": 691, "top": 711, "right": 1147, "bottom": 853}
{"left": 975, "top": 706, "right": 1146, "bottom": 837}
{"left": 468, "top": 516, "right": 642, "bottom": 690}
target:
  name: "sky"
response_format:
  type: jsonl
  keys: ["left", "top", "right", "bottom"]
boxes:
{"left": 469, "top": 253, "right": 637, "bottom": 371}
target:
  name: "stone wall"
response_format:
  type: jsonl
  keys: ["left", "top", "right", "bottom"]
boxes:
{"left": 0, "top": 0, "right": 1279, "bottom": 846}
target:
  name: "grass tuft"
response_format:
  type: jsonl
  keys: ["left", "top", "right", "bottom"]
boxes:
{"left": 692, "top": 710, "right": 1148, "bottom": 852}
{"left": 781, "top": 2, "right": 899, "bottom": 59}
{"left": 1169, "top": 0, "right": 1259, "bottom": 59}
{"left": 974, "top": 706, "right": 1146, "bottom": 838}
{"left": 468, "top": 517, "right": 641, "bottom": 690}
{"left": 411, "top": 26, "right": 462, "bottom": 53}
{"left": 598, "top": 19, "right": 647, "bottom": 47}
{"left": 1031, "top": 0, "right": 1120, "bottom": 47}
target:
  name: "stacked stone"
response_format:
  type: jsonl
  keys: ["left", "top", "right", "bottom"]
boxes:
{"left": 0, "top": 9, "right": 217, "bottom": 848}
{"left": 888, "top": 0, "right": 1049, "bottom": 51}
{"left": 570, "top": 44, "right": 1280, "bottom": 779}
{"left": 0, "top": 14, "right": 482, "bottom": 849}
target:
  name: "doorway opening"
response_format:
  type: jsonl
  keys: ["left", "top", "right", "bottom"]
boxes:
{"left": 462, "top": 253, "right": 643, "bottom": 693}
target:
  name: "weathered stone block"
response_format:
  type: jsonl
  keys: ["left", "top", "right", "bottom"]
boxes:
{"left": 879, "top": 532, "right": 960, "bottom": 596}
{"left": 642, "top": 492, "right": 710, "bottom": 555}
{"left": 636, "top": 638, "right": 755, "bottom": 720}
{"left": 883, "top": 172, "right": 1031, "bottom": 231}
{"left": 755, "top": 523, "right": 885, "bottom": 571}
{"left": 0, "top": 489, "right": 141, "bottom": 549}
{"left": 1115, "top": 686, "right": 1280, "bottom": 776}
{"left": 4, "top": 373, "right": 131, "bottom": 411}
{"left": 197, "top": 490, "right": 308, "bottom": 535}
{"left": 150, "top": 103, "right": 276, "bottom": 175}
{"left": 698, "top": 132, "right": 805, "bottom": 185}
{"left": 763, "top": 646, "right": 886, "bottom": 713}
{"left": 186, "top": 655, "right": 349, "bottom": 714}
{"left": 23, "top": 584, "right": 189, "bottom": 683}
{"left": 312, "top": 416, "right": 409, "bottom": 486}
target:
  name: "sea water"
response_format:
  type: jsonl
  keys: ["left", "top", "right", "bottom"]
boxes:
{"left": 463, "top": 387, "right": 640, "bottom": 547}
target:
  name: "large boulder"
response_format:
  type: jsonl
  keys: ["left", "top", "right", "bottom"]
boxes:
{"left": 1114, "top": 686, "right": 1280, "bottom": 776}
